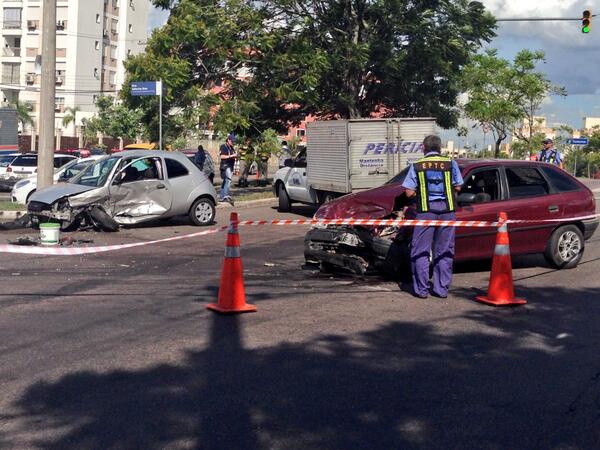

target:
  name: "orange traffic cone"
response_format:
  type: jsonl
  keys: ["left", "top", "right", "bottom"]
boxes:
{"left": 207, "top": 212, "right": 257, "bottom": 314}
{"left": 476, "top": 212, "right": 527, "bottom": 306}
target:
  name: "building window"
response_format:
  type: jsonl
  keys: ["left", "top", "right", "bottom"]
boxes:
{"left": 3, "top": 8, "right": 22, "bottom": 29}
{"left": 95, "top": 14, "right": 101, "bottom": 24}
{"left": 296, "top": 129, "right": 306, "bottom": 137}
{"left": 127, "top": 49, "right": 132, "bottom": 57}
{"left": 95, "top": 40, "right": 100, "bottom": 50}
{"left": 93, "top": 68, "right": 99, "bottom": 78}
{"left": 128, "top": 24, "right": 132, "bottom": 33}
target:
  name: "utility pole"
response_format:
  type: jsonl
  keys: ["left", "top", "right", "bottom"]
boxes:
{"left": 37, "top": 0, "right": 57, "bottom": 189}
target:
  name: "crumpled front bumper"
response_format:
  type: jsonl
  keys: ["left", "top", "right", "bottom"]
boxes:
{"left": 304, "top": 226, "right": 411, "bottom": 276}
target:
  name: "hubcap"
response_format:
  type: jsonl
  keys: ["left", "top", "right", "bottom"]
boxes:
{"left": 557, "top": 231, "right": 581, "bottom": 262}
{"left": 195, "top": 202, "right": 213, "bottom": 223}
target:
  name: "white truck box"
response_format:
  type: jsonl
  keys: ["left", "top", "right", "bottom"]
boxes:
{"left": 307, "top": 118, "right": 435, "bottom": 195}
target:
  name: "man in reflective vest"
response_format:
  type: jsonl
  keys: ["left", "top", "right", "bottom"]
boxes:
{"left": 536, "top": 138, "right": 564, "bottom": 169}
{"left": 402, "top": 135, "right": 464, "bottom": 298}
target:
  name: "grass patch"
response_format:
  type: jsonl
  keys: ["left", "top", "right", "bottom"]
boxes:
{"left": 0, "top": 200, "right": 25, "bottom": 211}
{"left": 236, "top": 191, "right": 275, "bottom": 202}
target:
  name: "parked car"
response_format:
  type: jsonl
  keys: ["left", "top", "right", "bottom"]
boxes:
{"left": 0, "top": 153, "right": 77, "bottom": 187}
{"left": 305, "top": 160, "right": 599, "bottom": 274}
{"left": 57, "top": 148, "right": 91, "bottom": 158}
{"left": 0, "top": 152, "right": 20, "bottom": 191}
{"left": 11, "top": 156, "right": 101, "bottom": 204}
{"left": 27, "top": 150, "right": 218, "bottom": 230}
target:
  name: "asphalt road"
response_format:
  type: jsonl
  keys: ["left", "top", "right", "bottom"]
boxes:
{"left": 0, "top": 188, "right": 599, "bottom": 449}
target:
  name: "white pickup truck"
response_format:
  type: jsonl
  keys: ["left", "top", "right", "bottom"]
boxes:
{"left": 273, "top": 118, "right": 435, "bottom": 212}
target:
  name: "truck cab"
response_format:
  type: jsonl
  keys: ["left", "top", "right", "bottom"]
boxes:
{"left": 273, "top": 148, "right": 320, "bottom": 212}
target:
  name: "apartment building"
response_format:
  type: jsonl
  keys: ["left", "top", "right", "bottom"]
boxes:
{"left": 0, "top": 0, "right": 149, "bottom": 138}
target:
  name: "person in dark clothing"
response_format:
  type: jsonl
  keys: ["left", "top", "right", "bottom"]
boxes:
{"left": 219, "top": 134, "right": 237, "bottom": 204}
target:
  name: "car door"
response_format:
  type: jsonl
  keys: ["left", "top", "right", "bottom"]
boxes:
{"left": 455, "top": 167, "right": 507, "bottom": 261}
{"left": 500, "top": 164, "right": 560, "bottom": 255}
{"left": 108, "top": 156, "right": 173, "bottom": 221}
{"left": 286, "top": 149, "right": 312, "bottom": 202}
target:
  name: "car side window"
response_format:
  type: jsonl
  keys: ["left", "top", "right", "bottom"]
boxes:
{"left": 506, "top": 166, "right": 549, "bottom": 199}
{"left": 461, "top": 169, "right": 501, "bottom": 203}
{"left": 165, "top": 158, "right": 189, "bottom": 179}
{"left": 540, "top": 166, "right": 580, "bottom": 192}
{"left": 294, "top": 150, "right": 307, "bottom": 168}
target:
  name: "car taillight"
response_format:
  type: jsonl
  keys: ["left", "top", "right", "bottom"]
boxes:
{"left": 6, "top": 167, "right": 11, "bottom": 172}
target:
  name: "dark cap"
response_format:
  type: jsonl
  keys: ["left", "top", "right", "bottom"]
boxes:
{"left": 542, "top": 138, "right": 553, "bottom": 144}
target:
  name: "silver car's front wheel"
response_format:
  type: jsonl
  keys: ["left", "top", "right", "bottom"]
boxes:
{"left": 189, "top": 198, "right": 215, "bottom": 226}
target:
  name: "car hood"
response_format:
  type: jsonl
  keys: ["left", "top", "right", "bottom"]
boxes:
{"left": 29, "top": 183, "right": 97, "bottom": 204}
{"left": 314, "top": 183, "right": 406, "bottom": 220}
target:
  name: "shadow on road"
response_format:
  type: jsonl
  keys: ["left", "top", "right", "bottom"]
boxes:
{"left": 6, "top": 284, "right": 600, "bottom": 449}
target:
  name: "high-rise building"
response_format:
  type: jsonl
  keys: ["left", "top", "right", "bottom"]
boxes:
{"left": 0, "top": 0, "right": 149, "bottom": 138}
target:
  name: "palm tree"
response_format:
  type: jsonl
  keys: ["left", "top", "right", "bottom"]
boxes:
{"left": 62, "top": 106, "right": 80, "bottom": 134}
{"left": 10, "top": 100, "right": 34, "bottom": 132}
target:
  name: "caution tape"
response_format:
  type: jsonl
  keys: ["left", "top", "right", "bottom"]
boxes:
{"left": 1, "top": 212, "right": 598, "bottom": 256}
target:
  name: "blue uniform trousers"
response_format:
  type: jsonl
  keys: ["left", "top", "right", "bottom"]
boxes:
{"left": 410, "top": 200, "right": 456, "bottom": 297}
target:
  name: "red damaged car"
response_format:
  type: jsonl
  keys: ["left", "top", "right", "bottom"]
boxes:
{"left": 304, "top": 159, "right": 598, "bottom": 275}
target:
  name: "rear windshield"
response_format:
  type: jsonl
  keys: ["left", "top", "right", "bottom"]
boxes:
{"left": 0, "top": 155, "right": 18, "bottom": 167}
{"left": 11, "top": 155, "right": 37, "bottom": 167}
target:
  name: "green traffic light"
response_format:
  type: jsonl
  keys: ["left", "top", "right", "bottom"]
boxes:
{"left": 583, "top": 25, "right": 590, "bottom": 33}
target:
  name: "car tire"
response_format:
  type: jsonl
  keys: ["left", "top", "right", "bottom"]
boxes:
{"left": 543, "top": 225, "right": 584, "bottom": 269}
{"left": 278, "top": 186, "right": 291, "bottom": 212}
{"left": 89, "top": 206, "right": 119, "bottom": 232}
{"left": 189, "top": 197, "right": 215, "bottom": 226}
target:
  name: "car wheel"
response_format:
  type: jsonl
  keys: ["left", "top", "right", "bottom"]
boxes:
{"left": 89, "top": 206, "right": 119, "bottom": 232}
{"left": 189, "top": 197, "right": 215, "bottom": 226}
{"left": 278, "top": 186, "right": 291, "bottom": 212}
{"left": 544, "top": 225, "right": 584, "bottom": 269}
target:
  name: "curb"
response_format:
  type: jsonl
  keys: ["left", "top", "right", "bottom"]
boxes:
{"left": 216, "top": 197, "right": 277, "bottom": 209}
{"left": 0, "top": 210, "right": 26, "bottom": 220}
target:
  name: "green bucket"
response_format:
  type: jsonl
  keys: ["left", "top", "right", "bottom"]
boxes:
{"left": 40, "top": 222, "right": 60, "bottom": 246}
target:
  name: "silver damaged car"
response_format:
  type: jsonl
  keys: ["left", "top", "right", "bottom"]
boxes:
{"left": 27, "top": 150, "right": 218, "bottom": 231}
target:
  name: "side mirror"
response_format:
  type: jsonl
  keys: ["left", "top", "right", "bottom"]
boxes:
{"left": 457, "top": 192, "right": 476, "bottom": 205}
{"left": 284, "top": 158, "right": 293, "bottom": 168}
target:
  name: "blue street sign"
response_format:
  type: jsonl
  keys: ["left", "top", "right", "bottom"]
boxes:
{"left": 131, "top": 81, "right": 161, "bottom": 96}
{"left": 566, "top": 138, "right": 589, "bottom": 145}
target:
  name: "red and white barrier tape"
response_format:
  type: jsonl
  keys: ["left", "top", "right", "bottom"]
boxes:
{"left": 1, "top": 212, "right": 597, "bottom": 256}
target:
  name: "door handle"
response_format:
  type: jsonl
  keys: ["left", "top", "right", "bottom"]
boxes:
{"left": 302, "top": 172, "right": 306, "bottom": 176}
{"left": 157, "top": 183, "right": 166, "bottom": 189}
{"left": 548, "top": 205, "right": 559, "bottom": 213}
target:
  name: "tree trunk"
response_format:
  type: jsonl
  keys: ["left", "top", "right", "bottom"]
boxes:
{"left": 495, "top": 137, "right": 502, "bottom": 158}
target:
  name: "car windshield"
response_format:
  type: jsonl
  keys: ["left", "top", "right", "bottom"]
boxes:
{"left": 0, "top": 155, "right": 17, "bottom": 167}
{"left": 385, "top": 166, "right": 410, "bottom": 185}
{"left": 70, "top": 157, "right": 119, "bottom": 187}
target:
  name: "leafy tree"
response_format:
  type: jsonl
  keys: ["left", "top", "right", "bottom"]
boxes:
{"left": 126, "top": 0, "right": 496, "bottom": 149}
{"left": 462, "top": 49, "right": 565, "bottom": 157}
{"left": 10, "top": 100, "right": 34, "bottom": 132}
{"left": 62, "top": 106, "right": 80, "bottom": 130}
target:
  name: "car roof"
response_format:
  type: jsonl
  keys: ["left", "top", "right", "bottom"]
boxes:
{"left": 455, "top": 158, "right": 556, "bottom": 170}
{"left": 110, "top": 150, "right": 189, "bottom": 160}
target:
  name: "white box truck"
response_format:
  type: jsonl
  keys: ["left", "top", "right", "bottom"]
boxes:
{"left": 273, "top": 117, "right": 436, "bottom": 211}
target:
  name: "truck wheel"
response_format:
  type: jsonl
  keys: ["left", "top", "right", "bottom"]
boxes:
{"left": 320, "top": 192, "right": 336, "bottom": 204}
{"left": 543, "top": 225, "right": 584, "bottom": 269}
{"left": 278, "top": 186, "right": 291, "bottom": 212}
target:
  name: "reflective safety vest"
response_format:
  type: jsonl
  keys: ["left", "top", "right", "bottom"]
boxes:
{"left": 539, "top": 149, "right": 557, "bottom": 164}
{"left": 413, "top": 156, "right": 456, "bottom": 213}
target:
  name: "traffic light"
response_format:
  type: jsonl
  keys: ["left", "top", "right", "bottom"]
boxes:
{"left": 582, "top": 10, "right": 592, "bottom": 33}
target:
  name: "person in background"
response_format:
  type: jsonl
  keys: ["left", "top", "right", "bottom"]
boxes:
{"left": 402, "top": 135, "right": 464, "bottom": 299}
{"left": 219, "top": 134, "right": 237, "bottom": 205}
{"left": 536, "top": 138, "right": 564, "bottom": 169}
{"left": 257, "top": 144, "right": 270, "bottom": 187}
{"left": 236, "top": 138, "right": 254, "bottom": 188}
{"left": 194, "top": 144, "right": 215, "bottom": 184}
{"left": 279, "top": 140, "right": 292, "bottom": 168}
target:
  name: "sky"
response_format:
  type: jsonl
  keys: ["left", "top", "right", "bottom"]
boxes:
{"left": 148, "top": 1, "right": 599, "bottom": 148}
